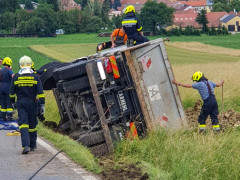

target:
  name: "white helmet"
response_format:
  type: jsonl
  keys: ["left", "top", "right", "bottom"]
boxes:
{"left": 19, "top": 55, "right": 32, "bottom": 69}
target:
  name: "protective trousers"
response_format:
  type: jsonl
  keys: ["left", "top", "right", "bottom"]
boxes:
{"left": 18, "top": 99, "right": 37, "bottom": 148}
{"left": 129, "top": 33, "right": 149, "bottom": 45}
{"left": 198, "top": 94, "right": 220, "bottom": 131}
{"left": 0, "top": 92, "right": 13, "bottom": 120}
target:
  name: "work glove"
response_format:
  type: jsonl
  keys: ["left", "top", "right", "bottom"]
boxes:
{"left": 40, "top": 104, "right": 45, "bottom": 115}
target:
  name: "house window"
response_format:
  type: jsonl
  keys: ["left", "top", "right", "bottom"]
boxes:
{"left": 190, "top": 18, "right": 192, "bottom": 20}
{"left": 180, "top": 18, "right": 183, "bottom": 20}
{"left": 236, "top": 21, "right": 239, "bottom": 26}
{"left": 176, "top": 18, "right": 178, "bottom": 20}
{"left": 185, "top": 18, "right": 188, "bottom": 20}
{"left": 228, "top": 25, "right": 235, "bottom": 31}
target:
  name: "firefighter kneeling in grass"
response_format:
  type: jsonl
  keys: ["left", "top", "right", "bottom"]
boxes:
{"left": 172, "top": 71, "right": 224, "bottom": 133}
{"left": 10, "top": 56, "right": 45, "bottom": 154}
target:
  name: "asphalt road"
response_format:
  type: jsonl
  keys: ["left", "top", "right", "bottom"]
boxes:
{"left": 0, "top": 129, "right": 99, "bottom": 180}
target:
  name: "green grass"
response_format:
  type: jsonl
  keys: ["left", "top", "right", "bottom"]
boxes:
{"left": 114, "top": 129, "right": 240, "bottom": 180}
{"left": 167, "top": 34, "right": 240, "bottom": 49}
{"left": 37, "top": 123, "right": 102, "bottom": 173}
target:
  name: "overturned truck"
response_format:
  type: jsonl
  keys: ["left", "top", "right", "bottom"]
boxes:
{"left": 40, "top": 38, "right": 187, "bottom": 156}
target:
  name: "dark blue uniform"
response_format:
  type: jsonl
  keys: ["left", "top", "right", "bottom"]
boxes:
{"left": 0, "top": 67, "right": 14, "bottom": 121}
{"left": 9, "top": 72, "right": 45, "bottom": 149}
{"left": 122, "top": 12, "right": 149, "bottom": 45}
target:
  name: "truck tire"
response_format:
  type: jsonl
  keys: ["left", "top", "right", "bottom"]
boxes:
{"left": 56, "top": 81, "right": 65, "bottom": 93}
{"left": 53, "top": 60, "right": 89, "bottom": 81}
{"left": 39, "top": 61, "right": 62, "bottom": 71}
{"left": 90, "top": 143, "right": 109, "bottom": 157}
{"left": 78, "top": 130, "right": 105, "bottom": 147}
{"left": 40, "top": 62, "right": 70, "bottom": 90}
{"left": 57, "top": 76, "right": 90, "bottom": 93}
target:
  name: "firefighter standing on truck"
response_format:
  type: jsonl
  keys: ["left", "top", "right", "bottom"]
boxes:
{"left": 122, "top": 5, "right": 149, "bottom": 46}
{"left": 172, "top": 71, "right": 224, "bottom": 133}
{"left": 110, "top": 27, "right": 128, "bottom": 48}
{"left": 10, "top": 55, "right": 45, "bottom": 154}
{"left": 0, "top": 57, "right": 14, "bottom": 121}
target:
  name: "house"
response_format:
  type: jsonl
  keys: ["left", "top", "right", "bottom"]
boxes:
{"left": 108, "top": 9, "right": 122, "bottom": 19}
{"left": 20, "top": 1, "right": 39, "bottom": 10}
{"left": 173, "top": 10, "right": 228, "bottom": 29}
{"left": 177, "top": 0, "right": 210, "bottom": 12}
{"left": 118, "top": 0, "right": 184, "bottom": 13}
{"left": 221, "top": 14, "right": 240, "bottom": 32}
{"left": 59, "top": 0, "right": 81, "bottom": 11}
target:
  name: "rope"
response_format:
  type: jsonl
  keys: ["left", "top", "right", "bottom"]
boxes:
{"left": 221, "top": 84, "right": 224, "bottom": 121}
{"left": 29, "top": 104, "right": 112, "bottom": 180}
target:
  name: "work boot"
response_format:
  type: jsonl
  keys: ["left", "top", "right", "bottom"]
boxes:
{"left": 22, "top": 146, "right": 30, "bottom": 154}
{"left": 127, "top": 39, "right": 134, "bottom": 47}
{"left": 30, "top": 146, "right": 37, "bottom": 151}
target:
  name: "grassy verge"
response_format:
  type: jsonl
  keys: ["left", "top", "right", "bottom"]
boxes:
{"left": 37, "top": 123, "right": 102, "bottom": 173}
{"left": 114, "top": 128, "right": 240, "bottom": 179}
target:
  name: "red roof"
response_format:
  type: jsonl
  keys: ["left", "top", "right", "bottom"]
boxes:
{"left": 206, "top": 12, "right": 228, "bottom": 27}
{"left": 173, "top": 11, "right": 228, "bottom": 28}
{"left": 177, "top": 0, "right": 206, "bottom": 7}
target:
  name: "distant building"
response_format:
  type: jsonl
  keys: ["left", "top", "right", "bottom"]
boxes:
{"left": 173, "top": 10, "right": 228, "bottom": 29}
{"left": 20, "top": 1, "right": 39, "bottom": 10}
{"left": 59, "top": 0, "right": 81, "bottom": 11}
{"left": 221, "top": 14, "right": 240, "bottom": 32}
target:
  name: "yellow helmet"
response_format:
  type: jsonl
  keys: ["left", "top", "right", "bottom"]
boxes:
{"left": 125, "top": 5, "right": 135, "bottom": 14}
{"left": 3, "top": 57, "right": 12, "bottom": 66}
{"left": 192, "top": 71, "right": 203, "bottom": 81}
{"left": 32, "top": 62, "right": 35, "bottom": 69}
{"left": 19, "top": 55, "right": 32, "bottom": 69}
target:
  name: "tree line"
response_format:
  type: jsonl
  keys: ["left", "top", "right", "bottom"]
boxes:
{"left": 0, "top": 0, "right": 231, "bottom": 36}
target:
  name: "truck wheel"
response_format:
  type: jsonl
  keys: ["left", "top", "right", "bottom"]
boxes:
{"left": 53, "top": 60, "right": 89, "bottom": 81}
{"left": 40, "top": 62, "right": 70, "bottom": 90}
{"left": 39, "top": 61, "right": 62, "bottom": 71}
{"left": 58, "top": 76, "right": 90, "bottom": 93}
{"left": 90, "top": 143, "right": 109, "bottom": 157}
{"left": 78, "top": 130, "right": 105, "bottom": 147}
{"left": 56, "top": 81, "right": 65, "bottom": 93}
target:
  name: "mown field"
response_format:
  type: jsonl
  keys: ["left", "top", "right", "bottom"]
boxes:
{"left": 2, "top": 33, "right": 240, "bottom": 179}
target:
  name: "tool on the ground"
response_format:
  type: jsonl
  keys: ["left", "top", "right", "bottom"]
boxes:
{"left": 6, "top": 130, "right": 20, "bottom": 136}
{"left": 29, "top": 105, "right": 112, "bottom": 180}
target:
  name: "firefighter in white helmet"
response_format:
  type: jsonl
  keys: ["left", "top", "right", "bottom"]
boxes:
{"left": 9, "top": 55, "right": 45, "bottom": 154}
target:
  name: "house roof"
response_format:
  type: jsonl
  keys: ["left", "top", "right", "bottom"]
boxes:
{"left": 177, "top": 0, "right": 207, "bottom": 7}
{"left": 173, "top": 11, "right": 228, "bottom": 28}
{"left": 221, "top": 14, "right": 236, "bottom": 23}
{"left": 207, "top": 12, "right": 228, "bottom": 27}
{"left": 59, "top": 0, "right": 81, "bottom": 11}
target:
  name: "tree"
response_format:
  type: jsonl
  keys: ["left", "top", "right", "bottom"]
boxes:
{"left": 0, "top": 12, "right": 16, "bottom": 33}
{"left": 113, "top": 0, "right": 121, "bottom": 10}
{"left": 0, "top": 0, "right": 20, "bottom": 13}
{"left": 212, "top": 2, "right": 230, "bottom": 12}
{"left": 34, "top": 4, "right": 57, "bottom": 34}
{"left": 230, "top": 0, "right": 240, "bottom": 12}
{"left": 81, "top": 0, "right": 88, "bottom": 10}
{"left": 25, "top": 0, "right": 34, "bottom": 10}
{"left": 195, "top": 9, "right": 209, "bottom": 33}
{"left": 111, "top": 15, "right": 123, "bottom": 28}
{"left": 140, "top": 1, "right": 175, "bottom": 33}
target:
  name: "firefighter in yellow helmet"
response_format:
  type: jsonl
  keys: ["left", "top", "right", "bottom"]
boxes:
{"left": 122, "top": 5, "right": 149, "bottom": 46}
{"left": 10, "top": 55, "right": 45, "bottom": 154}
{"left": 0, "top": 57, "right": 14, "bottom": 121}
{"left": 172, "top": 71, "right": 224, "bottom": 133}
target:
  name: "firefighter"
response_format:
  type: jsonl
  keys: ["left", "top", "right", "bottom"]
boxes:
{"left": 0, "top": 57, "right": 14, "bottom": 121}
{"left": 110, "top": 27, "right": 128, "bottom": 48}
{"left": 172, "top": 71, "right": 224, "bottom": 133}
{"left": 32, "top": 61, "right": 46, "bottom": 122}
{"left": 10, "top": 56, "right": 45, "bottom": 154}
{"left": 122, "top": 5, "right": 149, "bottom": 46}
